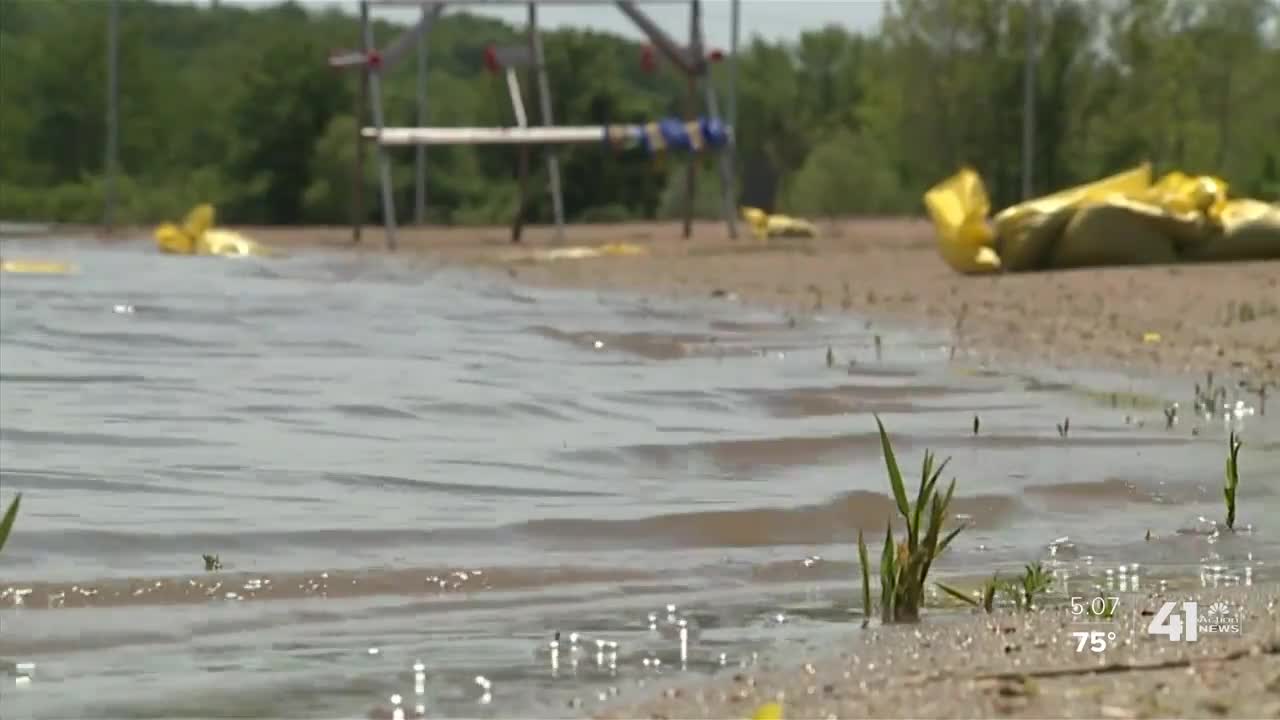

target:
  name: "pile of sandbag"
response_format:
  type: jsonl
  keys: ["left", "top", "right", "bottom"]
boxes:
{"left": 924, "top": 163, "right": 1280, "bottom": 274}
{"left": 154, "top": 204, "right": 276, "bottom": 258}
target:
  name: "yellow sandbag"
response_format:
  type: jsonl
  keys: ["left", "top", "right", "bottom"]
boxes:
{"left": 200, "top": 229, "right": 267, "bottom": 257}
{"left": 994, "top": 204, "right": 1077, "bottom": 272}
{"left": 1184, "top": 199, "right": 1280, "bottom": 262}
{"left": 1007, "top": 164, "right": 1154, "bottom": 219}
{"left": 991, "top": 164, "right": 1156, "bottom": 272}
{"left": 0, "top": 259, "right": 77, "bottom": 275}
{"left": 155, "top": 222, "right": 195, "bottom": 254}
{"left": 923, "top": 167, "right": 1001, "bottom": 274}
{"left": 504, "top": 242, "right": 648, "bottom": 262}
{"left": 740, "top": 206, "right": 818, "bottom": 240}
{"left": 1048, "top": 198, "right": 1183, "bottom": 269}
{"left": 1141, "top": 171, "right": 1229, "bottom": 220}
{"left": 182, "top": 203, "right": 216, "bottom": 239}
{"left": 154, "top": 204, "right": 275, "bottom": 258}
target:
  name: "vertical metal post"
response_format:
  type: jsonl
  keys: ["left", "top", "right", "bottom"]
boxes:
{"left": 511, "top": 18, "right": 533, "bottom": 244}
{"left": 680, "top": 0, "right": 698, "bottom": 239}
{"left": 353, "top": 1, "right": 370, "bottom": 244}
{"left": 728, "top": 0, "right": 739, "bottom": 135}
{"left": 104, "top": 0, "right": 119, "bottom": 233}
{"left": 1021, "top": 0, "right": 1038, "bottom": 200}
{"left": 529, "top": 3, "right": 565, "bottom": 243}
{"left": 706, "top": 0, "right": 737, "bottom": 239}
{"left": 361, "top": 1, "right": 399, "bottom": 250}
{"left": 414, "top": 2, "right": 430, "bottom": 226}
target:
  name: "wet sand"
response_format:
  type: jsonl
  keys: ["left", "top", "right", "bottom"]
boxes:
{"left": 215, "top": 219, "right": 1280, "bottom": 387}
{"left": 594, "top": 586, "right": 1280, "bottom": 720}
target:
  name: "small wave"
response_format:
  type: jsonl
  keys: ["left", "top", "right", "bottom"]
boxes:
{"left": 0, "top": 468, "right": 207, "bottom": 496}
{"left": 330, "top": 403, "right": 420, "bottom": 420}
{"left": 0, "top": 426, "right": 230, "bottom": 448}
{"left": 513, "top": 490, "right": 1020, "bottom": 549}
{"left": 0, "top": 372, "right": 148, "bottom": 384}
{"left": 29, "top": 321, "right": 223, "bottom": 349}
{"left": 322, "top": 470, "right": 610, "bottom": 498}
{"left": 1, "top": 564, "right": 656, "bottom": 612}
{"left": 528, "top": 325, "right": 720, "bottom": 360}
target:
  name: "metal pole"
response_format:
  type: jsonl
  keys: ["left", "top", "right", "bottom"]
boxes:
{"left": 1021, "top": 0, "right": 1037, "bottom": 200}
{"left": 354, "top": 1, "right": 370, "bottom": 244}
{"left": 362, "top": 1, "right": 400, "bottom": 250}
{"left": 725, "top": 0, "right": 740, "bottom": 237}
{"left": 104, "top": 0, "right": 119, "bottom": 233}
{"left": 511, "top": 12, "right": 533, "bottom": 244}
{"left": 681, "top": 0, "right": 698, "bottom": 239}
{"left": 530, "top": 3, "right": 566, "bottom": 243}
{"left": 728, "top": 0, "right": 738, "bottom": 135}
{"left": 414, "top": 2, "right": 429, "bottom": 225}
{"left": 699, "top": 1, "right": 735, "bottom": 239}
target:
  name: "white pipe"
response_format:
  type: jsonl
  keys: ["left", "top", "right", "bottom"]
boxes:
{"left": 368, "top": 0, "right": 687, "bottom": 5}
{"left": 364, "top": 126, "right": 610, "bottom": 146}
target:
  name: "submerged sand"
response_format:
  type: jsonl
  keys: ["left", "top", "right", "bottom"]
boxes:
{"left": 594, "top": 586, "right": 1280, "bottom": 719}
{"left": 222, "top": 219, "right": 1280, "bottom": 388}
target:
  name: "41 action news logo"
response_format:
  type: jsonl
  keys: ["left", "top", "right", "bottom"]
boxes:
{"left": 1147, "top": 600, "right": 1242, "bottom": 642}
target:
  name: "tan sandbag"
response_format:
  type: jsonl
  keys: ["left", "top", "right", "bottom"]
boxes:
{"left": 1184, "top": 200, "right": 1280, "bottom": 262}
{"left": 995, "top": 204, "right": 1077, "bottom": 272}
{"left": 1048, "top": 200, "right": 1182, "bottom": 269}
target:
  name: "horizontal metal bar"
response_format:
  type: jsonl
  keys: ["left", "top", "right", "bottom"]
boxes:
{"left": 365, "top": 125, "right": 610, "bottom": 146}
{"left": 366, "top": 0, "right": 689, "bottom": 5}
{"left": 364, "top": 122, "right": 734, "bottom": 147}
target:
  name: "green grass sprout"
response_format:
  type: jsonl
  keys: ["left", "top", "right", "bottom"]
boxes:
{"left": 1224, "top": 431, "right": 1242, "bottom": 530}
{"left": 0, "top": 494, "right": 22, "bottom": 555}
{"left": 856, "top": 415, "right": 965, "bottom": 623}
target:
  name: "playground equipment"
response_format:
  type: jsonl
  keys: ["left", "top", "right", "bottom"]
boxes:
{"left": 330, "top": 0, "right": 741, "bottom": 249}
{"left": 925, "top": 163, "right": 1280, "bottom": 274}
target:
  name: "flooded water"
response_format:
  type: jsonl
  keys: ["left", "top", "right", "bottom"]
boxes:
{"left": 1, "top": 239, "right": 1277, "bottom": 719}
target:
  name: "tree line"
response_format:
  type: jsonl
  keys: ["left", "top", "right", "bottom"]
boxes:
{"left": 0, "top": 0, "right": 1276, "bottom": 227}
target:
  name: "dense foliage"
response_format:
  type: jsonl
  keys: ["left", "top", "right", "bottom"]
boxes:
{"left": 1, "top": 0, "right": 1277, "bottom": 226}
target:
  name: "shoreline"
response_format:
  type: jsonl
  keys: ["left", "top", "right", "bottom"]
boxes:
{"left": 7, "top": 221, "right": 1280, "bottom": 717}
{"left": 12, "top": 218, "right": 1274, "bottom": 387}
{"left": 594, "top": 585, "right": 1280, "bottom": 719}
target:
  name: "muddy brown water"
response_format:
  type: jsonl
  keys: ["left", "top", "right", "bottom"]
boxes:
{"left": 0, "top": 239, "right": 1276, "bottom": 718}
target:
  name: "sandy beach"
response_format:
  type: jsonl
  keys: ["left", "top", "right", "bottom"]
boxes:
{"left": 595, "top": 586, "right": 1280, "bottom": 720}
{"left": 225, "top": 218, "right": 1280, "bottom": 388}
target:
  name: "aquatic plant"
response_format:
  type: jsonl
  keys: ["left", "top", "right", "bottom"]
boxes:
{"left": 937, "top": 574, "right": 998, "bottom": 613}
{"left": 0, "top": 494, "right": 21, "bottom": 555}
{"left": 939, "top": 564, "right": 1052, "bottom": 614}
{"left": 1010, "top": 562, "right": 1052, "bottom": 610}
{"left": 855, "top": 416, "right": 964, "bottom": 623}
{"left": 1224, "top": 431, "right": 1242, "bottom": 530}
